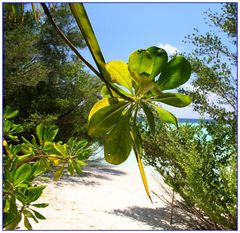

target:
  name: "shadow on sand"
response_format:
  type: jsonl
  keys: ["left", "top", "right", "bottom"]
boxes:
{"left": 108, "top": 206, "right": 192, "bottom": 230}
{"left": 37, "top": 163, "right": 128, "bottom": 187}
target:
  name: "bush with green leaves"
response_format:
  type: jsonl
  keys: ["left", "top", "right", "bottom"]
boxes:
{"left": 142, "top": 121, "right": 236, "bottom": 230}
{"left": 3, "top": 106, "right": 91, "bottom": 230}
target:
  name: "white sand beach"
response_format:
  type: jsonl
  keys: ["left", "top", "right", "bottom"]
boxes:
{"left": 19, "top": 162, "right": 192, "bottom": 230}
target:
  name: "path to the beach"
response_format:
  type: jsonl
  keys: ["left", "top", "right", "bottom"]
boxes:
{"left": 20, "top": 163, "right": 191, "bottom": 230}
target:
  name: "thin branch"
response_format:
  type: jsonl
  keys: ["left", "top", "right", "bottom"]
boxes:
{"left": 41, "top": 3, "right": 132, "bottom": 101}
{"left": 41, "top": 3, "right": 100, "bottom": 78}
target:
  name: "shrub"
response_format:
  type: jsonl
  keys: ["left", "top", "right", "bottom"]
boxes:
{"left": 142, "top": 121, "right": 237, "bottom": 230}
{"left": 3, "top": 106, "right": 91, "bottom": 230}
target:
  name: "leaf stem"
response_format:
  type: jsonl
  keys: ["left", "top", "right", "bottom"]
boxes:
{"left": 41, "top": 3, "right": 132, "bottom": 101}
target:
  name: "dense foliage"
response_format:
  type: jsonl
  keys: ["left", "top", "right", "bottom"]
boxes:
{"left": 142, "top": 3, "right": 237, "bottom": 230}
{"left": 3, "top": 4, "right": 102, "bottom": 141}
{"left": 143, "top": 122, "right": 236, "bottom": 229}
{"left": 3, "top": 106, "right": 91, "bottom": 230}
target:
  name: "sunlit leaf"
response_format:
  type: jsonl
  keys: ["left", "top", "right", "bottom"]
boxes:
{"left": 26, "top": 186, "right": 46, "bottom": 203}
{"left": 53, "top": 142, "right": 67, "bottom": 157}
{"left": 32, "top": 203, "right": 49, "bottom": 208}
{"left": 14, "top": 164, "right": 33, "bottom": 186}
{"left": 88, "top": 97, "right": 124, "bottom": 121}
{"left": 128, "top": 49, "right": 153, "bottom": 83}
{"left": 157, "top": 56, "right": 191, "bottom": 90}
{"left": 36, "top": 124, "right": 44, "bottom": 145}
{"left": 69, "top": 3, "right": 111, "bottom": 82}
{"left": 151, "top": 103, "right": 178, "bottom": 127}
{"left": 104, "top": 112, "right": 132, "bottom": 165}
{"left": 67, "top": 160, "right": 75, "bottom": 175}
{"left": 24, "top": 217, "right": 32, "bottom": 230}
{"left": 88, "top": 99, "right": 129, "bottom": 137}
{"left": 43, "top": 125, "right": 59, "bottom": 142}
{"left": 135, "top": 152, "right": 152, "bottom": 203}
{"left": 4, "top": 106, "right": 19, "bottom": 119}
{"left": 31, "top": 209, "right": 46, "bottom": 220}
{"left": 147, "top": 46, "right": 168, "bottom": 79}
{"left": 106, "top": 61, "right": 132, "bottom": 91}
{"left": 154, "top": 92, "right": 192, "bottom": 107}
{"left": 53, "top": 165, "right": 65, "bottom": 181}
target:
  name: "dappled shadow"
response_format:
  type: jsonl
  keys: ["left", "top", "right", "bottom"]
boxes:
{"left": 108, "top": 206, "right": 193, "bottom": 230}
{"left": 37, "top": 164, "right": 128, "bottom": 187}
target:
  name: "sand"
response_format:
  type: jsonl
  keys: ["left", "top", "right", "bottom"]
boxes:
{"left": 19, "top": 161, "right": 191, "bottom": 230}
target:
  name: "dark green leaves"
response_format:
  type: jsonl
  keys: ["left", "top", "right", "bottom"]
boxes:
{"left": 104, "top": 111, "right": 132, "bottom": 165}
{"left": 154, "top": 92, "right": 192, "bottom": 107}
{"left": 157, "top": 56, "right": 191, "bottom": 90}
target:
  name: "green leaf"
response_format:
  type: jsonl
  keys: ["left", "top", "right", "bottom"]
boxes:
{"left": 24, "top": 216, "right": 32, "bottom": 230}
{"left": 73, "top": 160, "right": 82, "bottom": 174}
{"left": 26, "top": 186, "right": 46, "bottom": 203}
{"left": 141, "top": 102, "right": 155, "bottom": 134}
{"left": 14, "top": 164, "right": 33, "bottom": 186}
{"left": 54, "top": 165, "right": 65, "bottom": 181}
{"left": 157, "top": 56, "right": 191, "bottom": 90}
{"left": 69, "top": 4, "right": 111, "bottom": 82}
{"left": 136, "top": 79, "right": 156, "bottom": 96}
{"left": 43, "top": 125, "right": 59, "bottom": 142}
{"left": 135, "top": 152, "right": 152, "bottom": 203}
{"left": 128, "top": 49, "right": 153, "bottom": 83}
{"left": 36, "top": 124, "right": 44, "bottom": 145}
{"left": 106, "top": 61, "right": 132, "bottom": 91}
{"left": 4, "top": 106, "right": 19, "bottom": 119}
{"left": 154, "top": 92, "right": 192, "bottom": 107}
{"left": 104, "top": 112, "right": 132, "bottom": 165}
{"left": 147, "top": 46, "right": 168, "bottom": 79}
{"left": 4, "top": 199, "right": 10, "bottom": 213}
{"left": 67, "top": 160, "right": 75, "bottom": 175}
{"left": 43, "top": 141, "right": 54, "bottom": 152}
{"left": 23, "top": 209, "right": 39, "bottom": 223}
{"left": 53, "top": 142, "right": 67, "bottom": 157}
{"left": 88, "top": 97, "right": 124, "bottom": 121}
{"left": 131, "top": 122, "right": 143, "bottom": 155}
{"left": 151, "top": 103, "right": 178, "bottom": 127}
{"left": 4, "top": 212, "right": 22, "bottom": 230}
{"left": 32, "top": 203, "right": 49, "bottom": 208}
{"left": 88, "top": 99, "right": 129, "bottom": 137}
{"left": 32, "top": 209, "right": 46, "bottom": 220}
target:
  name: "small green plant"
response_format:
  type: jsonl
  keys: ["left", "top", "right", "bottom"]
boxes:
{"left": 3, "top": 106, "right": 91, "bottom": 230}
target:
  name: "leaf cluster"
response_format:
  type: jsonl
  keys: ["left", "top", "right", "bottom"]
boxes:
{"left": 3, "top": 106, "right": 91, "bottom": 230}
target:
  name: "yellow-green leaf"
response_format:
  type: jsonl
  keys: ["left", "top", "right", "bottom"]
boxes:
{"left": 88, "top": 99, "right": 129, "bottom": 137}
{"left": 69, "top": 4, "right": 111, "bottom": 82}
{"left": 88, "top": 97, "right": 124, "bottom": 121}
{"left": 53, "top": 165, "right": 65, "bottom": 181}
{"left": 106, "top": 61, "right": 132, "bottom": 91}
{"left": 104, "top": 112, "right": 132, "bottom": 165}
{"left": 151, "top": 103, "right": 178, "bottom": 127}
{"left": 135, "top": 152, "right": 152, "bottom": 203}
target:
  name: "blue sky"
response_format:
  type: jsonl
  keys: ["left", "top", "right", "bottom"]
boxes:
{"left": 80, "top": 3, "right": 223, "bottom": 119}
